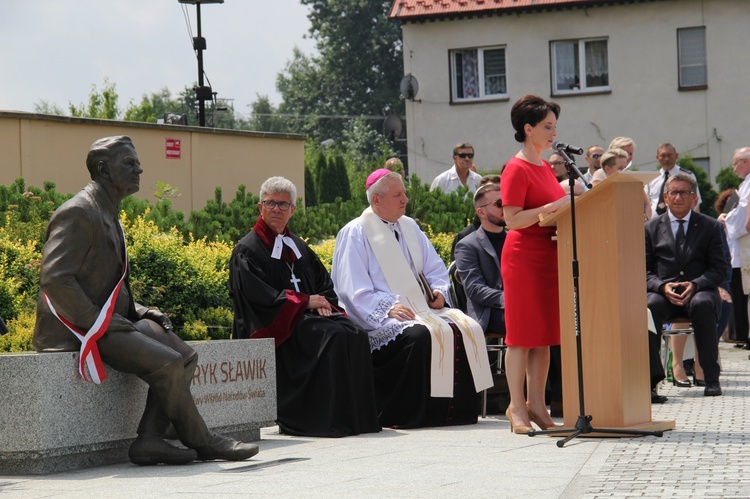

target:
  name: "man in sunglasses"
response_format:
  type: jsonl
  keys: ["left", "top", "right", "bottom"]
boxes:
{"left": 454, "top": 184, "right": 508, "bottom": 414}
{"left": 430, "top": 142, "right": 483, "bottom": 194}
{"left": 455, "top": 183, "right": 506, "bottom": 333}
{"left": 582, "top": 145, "right": 604, "bottom": 184}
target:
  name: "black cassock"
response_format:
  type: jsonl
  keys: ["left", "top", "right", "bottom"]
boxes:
{"left": 229, "top": 229, "right": 380, "bottom": 437}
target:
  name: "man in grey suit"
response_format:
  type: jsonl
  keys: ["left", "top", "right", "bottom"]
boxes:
{"left": 454, "top": 182, "right": 506, "bottom": 334}
{"left": 646, "top": 173, "right": 728, "bottom": 397}
{"left": 34, "top": 136, "right": 259, "bottom": 465}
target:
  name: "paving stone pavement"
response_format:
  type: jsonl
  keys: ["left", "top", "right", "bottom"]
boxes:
{"left": 1, "top": 341, "right": 748, "bottom": 498}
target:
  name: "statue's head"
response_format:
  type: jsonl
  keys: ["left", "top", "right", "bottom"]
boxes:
{"left": 86, "top": 136, "right": 142, "bottom": 201}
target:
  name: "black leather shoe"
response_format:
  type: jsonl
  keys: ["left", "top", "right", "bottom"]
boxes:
{"left": 195, "top": 434, "right": 260, "bottom": 461}
{"left": 693, "top": 375, "right": 706, "bottom": 387}
{"left": 651, "top": 388, "right": 667, "bottom": 404}
{"left": 672, "top": 378, "right": 692, "bottom": 388}
{"left": 704, "top": 381, "right": 722, "bottom": 397}
{"left": 129, "top": 435, "right": 198, "bottom": 466}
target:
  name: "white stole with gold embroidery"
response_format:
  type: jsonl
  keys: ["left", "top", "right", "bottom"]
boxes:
{"left": 359, "top": 207, "right": 492, "bottom": 396}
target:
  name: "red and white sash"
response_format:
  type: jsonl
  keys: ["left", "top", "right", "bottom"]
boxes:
{"left": 44, "top": 225, "right": 128, "bottom": 384}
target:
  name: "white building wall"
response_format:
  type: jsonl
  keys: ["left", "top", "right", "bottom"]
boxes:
{"left": 399, "top": 0, "right": 749, "bottom": 184}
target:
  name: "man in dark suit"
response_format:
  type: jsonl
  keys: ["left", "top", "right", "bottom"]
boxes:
{"left": 454, "top": 182, "right": 506, "bottom": 334}
{"left": 34, "top": 136, "right": 259, "bottom": 465}
{"left": 646, "top": 173, "right": 728, "bottom": 397}
{"left": 454, "top": 183, "right": 511, "bottom": 414}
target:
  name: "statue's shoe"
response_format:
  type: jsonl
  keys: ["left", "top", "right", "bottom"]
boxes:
{"left": 129, "top": 435, "right": 198, "bottom": 466}
{"left": 195, "top": 433, "right": 260, "bottom": 461}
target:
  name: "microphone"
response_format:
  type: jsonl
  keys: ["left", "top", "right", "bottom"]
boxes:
{"left": 553, "top": 141, "right": 584, "bottom": 155}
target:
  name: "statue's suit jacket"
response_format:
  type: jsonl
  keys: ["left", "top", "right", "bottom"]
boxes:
{"left": 645, "top": 211, "right": 727, "bottom": 299}
{"left": 33, "top": 182, "right": 147, "bottom": 352}
{"left": 454, "top": 226, "right": 506, "bottom": 332}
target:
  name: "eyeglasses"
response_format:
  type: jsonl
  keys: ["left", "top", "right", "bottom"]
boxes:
{"left": 591, "top": 154, "right": 602, "bottom": 159}
{"left": 261, "top": 200, "right": 292, "bottom": 211}
{"left": 666, "top": 190, "right": 695, "bottom": 199}
{"left": 456, "top": 153, "right": 474, "bottom": 159}
{"left": 479, "top": 199, "right": 502, "bottom": 209}
{"left": 550, "top": 161, "right": 565, "bottom": 166}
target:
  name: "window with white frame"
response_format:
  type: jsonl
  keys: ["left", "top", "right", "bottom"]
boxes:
{"left": 450, "top": 46, "right": 507, "bottom": 102}
{"left": 551, "top": 38, "right": 609, "bottom": 95}
{"left": 678, "top": 27, "right": 707, "bottom": 89}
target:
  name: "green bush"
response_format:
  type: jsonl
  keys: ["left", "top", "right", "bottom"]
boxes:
{"left": 0, "top": 177, "right": 472, "bottom": 351}
{"left": 0, "top": 227, "right": 41, "bottom": 322}
{"left": 124, "top": 213, "right": 234, "bottom": 339}
{"left": 0, "top": 309, "right": 35, "bottom": 352}
{"left": 715, "top": 166, "right": 742, "bottom": 192}
{"left": 677, "top": 156, "right": 718, "bottom": 217}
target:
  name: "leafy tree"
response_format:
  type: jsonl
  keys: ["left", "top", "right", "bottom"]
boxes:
{"left": 247, "top": 94, "right": 286, "bottom": 132}
{"left": 33, "top": 100, "right": 65, "bottom": 115}
{"left": 276, "top": 0, "right": 404, "bottom": 144}
{"left": 36, "top": 79, "right": 243, "bottom": 130}
{"left": 209, "top": 97, "right": 245, "bottom": 130}
{"left": 341, "top": 116, "right": 395, "bottom": 173}
{"left": 123, "top": 87, "right": 190, "bottom": 124}
{"left": 69, "top": 78, "right": 120, "bottom": 119}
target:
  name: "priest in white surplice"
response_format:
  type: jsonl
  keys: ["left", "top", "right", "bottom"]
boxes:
{"left": 332, "top": 169, "right": 493, "bottom": 428}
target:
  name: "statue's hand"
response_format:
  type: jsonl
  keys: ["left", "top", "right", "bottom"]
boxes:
{"left": 143, "top": 308, "right": 173, "bottom": 331}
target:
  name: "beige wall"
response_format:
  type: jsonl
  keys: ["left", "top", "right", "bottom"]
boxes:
{"left": 0, "top": 112, "right": 305, "bottom": 214}
{"left": 399, "top": 0, "right": 749, "bottom": 183}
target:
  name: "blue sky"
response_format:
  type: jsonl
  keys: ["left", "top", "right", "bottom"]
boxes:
{"left": 0, "top": 0, "right": 317, "bottom": 118}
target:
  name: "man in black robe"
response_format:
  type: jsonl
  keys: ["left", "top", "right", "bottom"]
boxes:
{"left": 229, "top": 176, "right": 381, "bottom": 437}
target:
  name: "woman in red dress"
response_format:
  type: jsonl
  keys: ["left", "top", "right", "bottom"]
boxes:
{"left": 501, "top": 95, "right": 569, "bottom": 434}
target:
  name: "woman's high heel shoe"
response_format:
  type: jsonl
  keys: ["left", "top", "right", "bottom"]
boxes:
{"left": 672, "top": 377, "right": 692, "bottom": 388}
{"left": 527, "top": 405, "right": 560, "bottom": 431}
{"left": 505, "top": 408, "right": 533, "bottom": 434}
{"left": 693, "top": 375, "right": 706, "bottom": 387}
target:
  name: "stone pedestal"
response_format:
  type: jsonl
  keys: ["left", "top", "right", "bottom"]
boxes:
{"left": 0, "top": 339, "right": 276, "bottom": 474}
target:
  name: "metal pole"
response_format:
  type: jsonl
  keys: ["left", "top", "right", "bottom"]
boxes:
{"left": 196, "top": 2, "right": 206, "bottom": 127}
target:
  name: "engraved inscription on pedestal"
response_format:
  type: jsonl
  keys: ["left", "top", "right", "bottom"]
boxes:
{"left": 188, "top": 339, "right": 276, "bottom": 429}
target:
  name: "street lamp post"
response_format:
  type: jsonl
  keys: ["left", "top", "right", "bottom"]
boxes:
{"left": 178, "top": 0, "right": 224, "bottom": 127}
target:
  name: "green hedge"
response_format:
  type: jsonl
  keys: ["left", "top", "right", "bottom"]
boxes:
{"left": 0, "top": 178, "right": 466, "bottom": 352}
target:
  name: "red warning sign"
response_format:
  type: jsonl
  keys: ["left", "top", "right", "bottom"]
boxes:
{"left": 166, "top": 138, "right": 181, "bottom": 159}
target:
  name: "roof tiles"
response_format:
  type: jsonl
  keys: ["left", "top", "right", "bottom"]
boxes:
{"left": 389, "top": 0, "right": 621, "bottom": 19}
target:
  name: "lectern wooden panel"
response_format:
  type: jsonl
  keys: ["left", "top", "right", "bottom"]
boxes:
{"left": 541, "top": 172, "right": 674, "bottom": 431}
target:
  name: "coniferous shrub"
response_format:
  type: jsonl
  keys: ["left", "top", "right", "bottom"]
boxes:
{"left": 677, "top": 156, "right": 718, "bottom": 218}
{"left": 715, "top": 166, "right": 742, "bottom": 192}
{"left": 304, "top": 164, "right": 318, "bottom": 207}
{"left": 331, "top": 154, "right": 351, "bottom": 202}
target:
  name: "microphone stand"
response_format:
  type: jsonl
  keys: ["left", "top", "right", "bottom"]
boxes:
{"left": 527, "top": 150, "right": 664, "bottom": 447}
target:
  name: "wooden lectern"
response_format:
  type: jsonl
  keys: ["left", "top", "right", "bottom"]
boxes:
{"left": 540, "top": 171, "right": 675, "bottom": 433}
